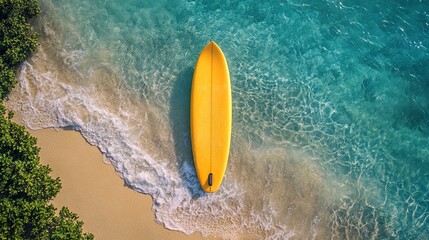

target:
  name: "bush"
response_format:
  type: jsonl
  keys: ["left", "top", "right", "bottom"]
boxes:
{"left": 0, "top": 57, "right": 15, "bottom": 99}
{"left": 0, "top": 14, "right": 39, "bottom": 66}
{"left": 0, "top": 1, "right": 94, "bottom": 239}
{"left": 0, "top": 104, "right": 94, "bottom": 239}
{"left": 0, "top": 0, "right": 40, "bottom": 21}
{"left": 0, "top": 0, "right": 40, "bottom": 99}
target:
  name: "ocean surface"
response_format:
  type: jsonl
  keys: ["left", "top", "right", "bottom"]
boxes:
{"left": 6, "top": 0, "right": 429, "bottom": 239}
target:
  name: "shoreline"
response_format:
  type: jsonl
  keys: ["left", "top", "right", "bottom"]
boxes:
{"left": 28, "top": 127, "right": 215, "bottom": 240}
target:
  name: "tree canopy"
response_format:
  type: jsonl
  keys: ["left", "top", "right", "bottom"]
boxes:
{"left": 1, "top": 1, "right": 94, "bottom": 239}
{"left": 0, "top": 0, "right": 40, "bottom": 99}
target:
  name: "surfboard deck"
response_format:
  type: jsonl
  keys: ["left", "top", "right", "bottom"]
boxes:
{"left": 190, "top": 41, "right": 232, "bottom": 193}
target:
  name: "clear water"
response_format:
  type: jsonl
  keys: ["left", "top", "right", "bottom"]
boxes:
{"left": 6, "top": 0, "right": 429, "bottom": 239}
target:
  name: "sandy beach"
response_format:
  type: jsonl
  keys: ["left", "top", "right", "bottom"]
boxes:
{"left": 30, "top": 128, "right": 216, "bottom": 240}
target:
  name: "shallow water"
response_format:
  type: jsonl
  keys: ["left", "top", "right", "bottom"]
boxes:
{"left": 6, "top": 0, "right": 429, "bottom": 239}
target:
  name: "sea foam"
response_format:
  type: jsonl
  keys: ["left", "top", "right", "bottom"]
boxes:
{"left": 6, "top": 0, "right": 429, "bottom": 239}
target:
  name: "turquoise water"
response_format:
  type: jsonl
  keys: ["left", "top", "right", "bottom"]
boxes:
{"left": 6, "top": 0, "right": 429, "bottom": 239}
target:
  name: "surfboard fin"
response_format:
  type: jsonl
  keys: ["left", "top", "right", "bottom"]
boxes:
{"left": 208, "top": 173, "right": 213, "bottom": 186}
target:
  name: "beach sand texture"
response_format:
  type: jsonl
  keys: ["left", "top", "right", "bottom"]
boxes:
{"left": 31, "top": 128, "right": 215, "bottom": 240}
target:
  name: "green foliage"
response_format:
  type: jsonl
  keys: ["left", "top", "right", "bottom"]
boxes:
{"left": 0, "top": 0, "right": 40, "bottom": 21}
{"left": 0, "top": 0, "right": 40, "bottom": 99}
{"left": 50, "top": 207, "right": 94, "bottom": 240}
{"left": 0, "top": 1, "right": 94, "bottom": 239}
{"left": 0, "top": 198, "right": 56, "bottom": 239}
{"left": 0, "top": 14, "right": 39, "bottom": 66}
{"left": 0, "top": 103, "right": 94, "bottom": 239}
{"left": 0, "top": 57, "right": 15, "bottom": 99}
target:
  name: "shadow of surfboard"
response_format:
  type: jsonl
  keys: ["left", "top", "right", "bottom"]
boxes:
{"left": 169, "top": 66, "right": 207, "bottom": 198}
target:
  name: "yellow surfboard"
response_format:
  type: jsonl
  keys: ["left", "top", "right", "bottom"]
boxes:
{"left": 190, "top": 41, "right": 232, "bottom": 193}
